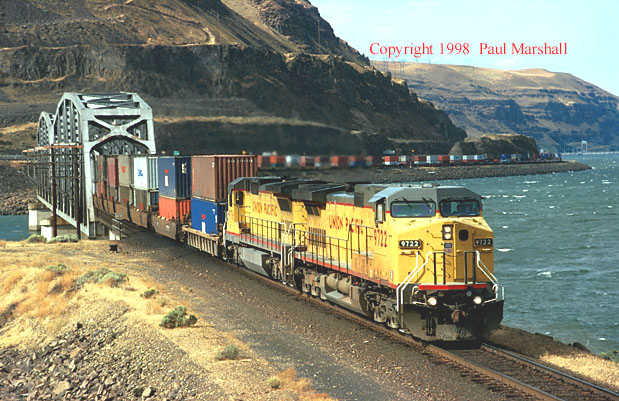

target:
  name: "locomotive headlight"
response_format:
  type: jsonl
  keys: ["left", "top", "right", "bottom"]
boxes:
{"left": 473, "top": 296, "right": 483, "bottom": 305}
{"left": 427, "top": 297, "right": 438, "bottom": 306}
{"left": 442, "top": 225, "right": 453, "bottom": 240}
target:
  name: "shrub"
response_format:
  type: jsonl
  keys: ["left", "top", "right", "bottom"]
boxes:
{"left": 600, "top": 350, "right": 619, "bottom": 363}
{"left": 267, "top": 376, "right": 280, "bottom": 389}
{"left": 141, "top": 288, "right": 158, "bottom": 299}
{"left": 160, "top": 306, "right": 197, "bottom": 329}
{"left": 26, "top": 234, "right": 46, "bottom": 243}
{"left": 45, "top": 263, "right": 70, "bottom": 274}
{"left": 76, "top": 267, "right": 128, "bottom": 287}
{"left": 48, "top": 234, "right": 79, "bottom": 243}
{"left": 215, "top": 344, "right": 239, "bottom": 360}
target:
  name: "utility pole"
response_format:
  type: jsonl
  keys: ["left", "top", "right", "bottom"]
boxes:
{"left": 51, "top": 147, "right": 57, "bottom": 238}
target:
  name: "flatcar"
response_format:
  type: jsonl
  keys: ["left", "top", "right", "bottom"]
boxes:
{"left": 224, "top": 177, "right": 504, "bottom": 341}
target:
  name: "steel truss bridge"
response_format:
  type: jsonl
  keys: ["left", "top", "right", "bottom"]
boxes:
{"left": 25, "top": 92, "right": 156, "bottom": 238}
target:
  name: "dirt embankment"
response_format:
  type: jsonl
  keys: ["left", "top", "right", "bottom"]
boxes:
{"left": 0, "top": 240, "right": 335, "bottom": 401}
{"left": 271, "top": 160, "right": 591, "bottom": 183}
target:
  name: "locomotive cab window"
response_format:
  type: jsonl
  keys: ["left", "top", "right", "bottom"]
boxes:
{"left": 235, "top": 191, "right": 244, "bottom": 205}
{"left": 391, "top": 201, "right": 436, "bottom": 218}
{"left": 439, "top": 199, "right": 480, "bottom": 217}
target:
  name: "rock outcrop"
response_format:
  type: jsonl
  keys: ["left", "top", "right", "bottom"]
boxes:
{"left": 376, "top": 62, "right": 619, "bottom": 152}
{"left": 449, "top": 134, "right": 538, "bottom": 158}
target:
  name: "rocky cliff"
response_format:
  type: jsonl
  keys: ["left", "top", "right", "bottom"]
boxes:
{"left": 375, "top": 62, "right": 619, "bottom": 152}
{"left": 0, "top": 0, "right": 465, "bottom": 155}
{"left": 449, "top": 134, "right": 538, "bottom": 158}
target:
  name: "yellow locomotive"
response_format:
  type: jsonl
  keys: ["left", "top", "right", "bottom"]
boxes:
{"left": 225, "top": 177, "right": 504, "bottom": 341}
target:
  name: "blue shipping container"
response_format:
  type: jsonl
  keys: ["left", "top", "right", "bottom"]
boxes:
{"left": 191, "top": 198, "right": 227, "bottom": 235}
{"left": 158, "top": 156, "right": 192, "bottom": 199}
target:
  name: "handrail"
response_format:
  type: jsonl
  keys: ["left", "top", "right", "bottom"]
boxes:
{"left": 396, "top": 251, "right": 443, "bottom": 312}
{"left": 474, "top": 251, "right": 504, "bottom": 301}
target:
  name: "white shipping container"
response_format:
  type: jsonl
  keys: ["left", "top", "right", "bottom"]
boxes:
{"left": 133, "top": 156, "right": 159, "bottom": 190}
{"left": 463, "top": 155, "right": 473, "bottom": 161}
{"left": 473, "top": 154, "right": 487, "bottom": 160}
{"left": 285, "top": 155, "right": 301, "bottom": 167}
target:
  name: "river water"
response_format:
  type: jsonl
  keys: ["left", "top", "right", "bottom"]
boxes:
{"left": 1, "top": 156, "right": 616, "bottom": 353}
{"left": 415, "top": 155, "right": 618, "bottom": 354}
{"left": 0, "top": 214, "right": 30, "bottom": 241}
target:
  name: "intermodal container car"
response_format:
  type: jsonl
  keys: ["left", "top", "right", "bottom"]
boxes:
{"left": 119, "top": 185, "right": 133, "bottom": 206}
{"left": 191, "top": 198, "right": 227, "bottom": 235}
{"left": 158, "top": 156, "right": 191, "bottom": 199}
{"left": 192, "top": 155, "right": 257, "bottom": 202}
{"left": 133, "top": 156, "right": 158, "bottom": 190}
{"left": 330, "top": 156, "right": 349, "bottom": 168}
{"left": 107, "top": 156, "right": 119, "bottom": 187}
{"left": 134, "top": 189, "right": 159, "bottom": 211}
{"left": 300, "top": 156, "right": 315, "bottom": 168}
{"left": 269, "top": 155, "right": 286, "bottom": 168}
{"left": 158, "top": 196, "right": 191, "bottom": 222}
{"left": 118, "top": 155, "right": 132, "bottom": 187}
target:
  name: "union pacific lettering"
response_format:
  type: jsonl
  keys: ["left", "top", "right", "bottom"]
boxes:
{"left": 329, "top": 214, "right": 365, "bottom": 233}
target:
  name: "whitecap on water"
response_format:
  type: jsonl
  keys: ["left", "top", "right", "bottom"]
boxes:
{"left": 537, "top": 271, "right": 552, "bottom": 277}
{"left": 598, "top": 338, "right": 607, "bottom": 341}
{"left": 502, "top": 195, "right": 509, "bottom": 198}
{"left": 549, "top": 206, "right": 555, "bottom": 209}
{"left": 523, "top": 181, "right": 538, "bottom": 184}
{"left": 566, "top": 213, "right": 575, "bottom": 216}
{"left": 513, "top": 195, "right": 526, "bottom": 198}
{"left": 497, "top": 248, "right": 513, "bottom": 252}
{"left": 608, "top": 205, "right": 614, "bottom": 208}
{"left": 522, "top": 189, "right": 529, "bottom": 192}
{"left": 501, "top": 211, "right": 507, "bottom": 215}
{"left": 502, "top": 225, "right": 509, "bottom": 229}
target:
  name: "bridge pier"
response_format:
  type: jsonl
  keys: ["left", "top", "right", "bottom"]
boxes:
{"left": 28, "top": 203, "right": 52, "bottom": 231}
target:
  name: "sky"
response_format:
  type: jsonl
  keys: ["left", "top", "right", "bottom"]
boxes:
{"left": 311, "top": 0, "right": 619, "bottom": 96}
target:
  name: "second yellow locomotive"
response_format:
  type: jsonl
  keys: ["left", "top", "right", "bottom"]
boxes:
{"left": 225, "top": 177, "right": 504, "bottom": 341}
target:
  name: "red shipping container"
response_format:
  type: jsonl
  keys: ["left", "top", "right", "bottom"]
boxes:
{"left": 330, "top": 156, "right": 349, "bottom": 167}
{"left": 438, "top": 155, "right": 450, "bottom": 163}
{"left": 192, "top": 155, "right": 257, "bottom": 201}
{"left": 96, "top": 181, "right": 107, "bottom": 198}
{"left": 257, "top": 155, "right": 270, "bottom": 169}
{"left": 158, "top": 196, "right": 191, "bottom": 222}
{"left": 107, "top": 156, "right": 119, "bottom": 187}
{"left": 300, "top": 156, "right": 315, "bottom": 168}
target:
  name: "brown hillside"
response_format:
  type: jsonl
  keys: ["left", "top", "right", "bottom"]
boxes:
{"left": 376, "top": 62, "right": 619, "bottom": 152}
{"left": 0, "top": 0, "right": 466, "bottom": 155}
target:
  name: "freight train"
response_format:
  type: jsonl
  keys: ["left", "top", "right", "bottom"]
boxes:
{"left": 93, "top": 154, "right": 504, "bottom": 341}
{"left": 258, "top": 152, "right": 561, "bottom": 168}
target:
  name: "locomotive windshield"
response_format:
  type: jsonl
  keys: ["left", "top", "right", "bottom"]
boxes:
{"left": 439, "top": 199, "right": 481, "bottom": 217}
{"left": 391, "top": 200, "right": 436, "bottom": 217}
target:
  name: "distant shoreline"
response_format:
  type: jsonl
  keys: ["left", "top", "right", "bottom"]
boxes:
{"left": 267, "top": 161, "right": 592, "bottom": 183}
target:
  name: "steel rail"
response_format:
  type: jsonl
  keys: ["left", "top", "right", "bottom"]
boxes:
{"left": 228, "top": 262, "right": 619, "bottom": 401}
{"left": 481, "top": 343, "right": 619, "bottom": 400}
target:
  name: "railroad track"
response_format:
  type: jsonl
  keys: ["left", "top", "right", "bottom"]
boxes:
{"left": 217, "top": 257, "right": 619, "bottom": 401}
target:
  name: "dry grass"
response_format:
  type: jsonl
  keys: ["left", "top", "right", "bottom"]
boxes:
{"left": 490, "top": 326, "right": 619, "bottom": 391}
{"left": 0, "top": 241, "right": 339, "bottom": 400}
{"left": 0, "top": 240, "right": 7, "bottom": 248}
{"left": 275, "top": 368, "right": 335, "bottom": 401}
